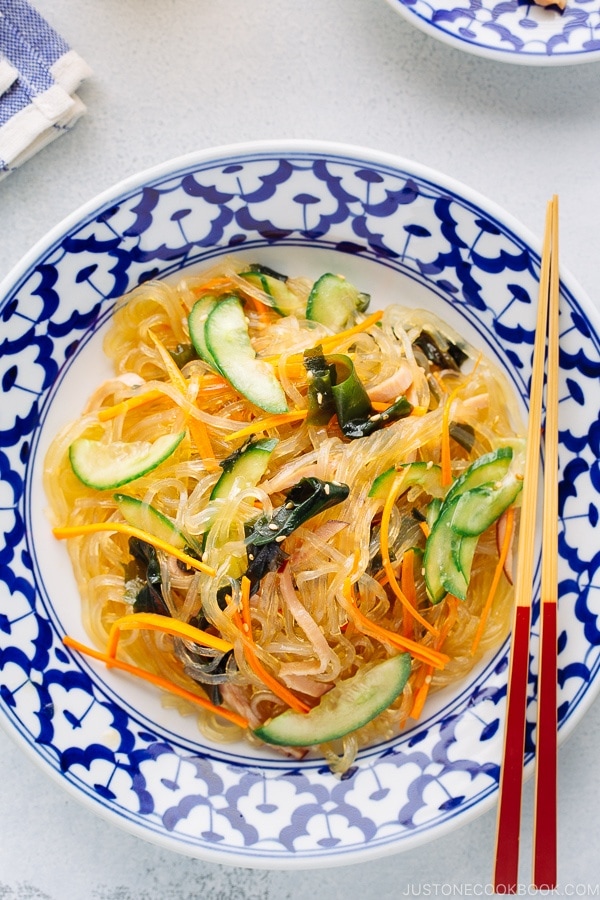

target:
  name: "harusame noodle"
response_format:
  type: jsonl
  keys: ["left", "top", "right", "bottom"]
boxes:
{"left": 45, "top": 258, "right": 525, "bottom": 773}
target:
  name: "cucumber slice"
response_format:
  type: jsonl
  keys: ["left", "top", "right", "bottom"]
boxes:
{"left": 188, "top": 294, "right": 220, "bottom": 368}
{"left": 69, "top": 431, "right": 186, "bottom": 491}
{"left": 254, "top": 653, "right": 411, "bottom": 746}
{"left": 423, "top": 498, "right": 467, "bottom": 603}
{"left": 114, "top": 493, "right": 187, "bottom": 549}
{"left": 240, "top": 267, "right": 305, "bottom": 317}
{"left": 425, "top": 496, "right": 443, "bottom": 531}
{"left": 210, "top": 437, "right": 278, "bottom": 500}
{"left": 450, "top": 476, "right": 523, "bottom": 537}
{"left": 453, "top": 533, "right": 478, "bottom": 586}
{"left": 424, "top": 468, "right": 522, "bottom": 602}
{"left": 204, "top": 296, "right": 288, "bottom": 414}
{"left": 369, "top": 461, "right": 443, "bottom": 500}
{"left": 444, "top": 447, "right": 514, "bottom": 506}
{"left": 306, "top": 273, "right": 370, "bottom": 332}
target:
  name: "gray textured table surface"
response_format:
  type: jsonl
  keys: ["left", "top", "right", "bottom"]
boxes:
{"left": 1, "top": 1, "right": 600, "bottom": 897}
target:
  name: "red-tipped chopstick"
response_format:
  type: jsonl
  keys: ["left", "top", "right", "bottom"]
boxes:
{"left": 493, "top": 196, "right": 559, "bottom": 894}
{"left": 532, "top": 196, "right": 559, "bottom": 890}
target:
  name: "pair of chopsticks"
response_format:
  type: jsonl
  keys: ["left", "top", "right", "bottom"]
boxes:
{"left": 493, "top": 196, "right": 560, "bottom": 893}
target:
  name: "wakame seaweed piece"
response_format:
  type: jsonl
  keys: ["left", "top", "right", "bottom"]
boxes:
{"left": 128, "top": 537, "right": 170, "bottom": 617}
{"left": 246, "top": 263, "right": 288, "bottom": 281}
{"left": 329, "top": 354, "right": 373, "bottom": 426}
{"left": 414, "top": 330, "right": 466, "bottom": 372}
{"left": 341, "top": 395, "right": 413, "bottom": 439}
{"left": 303, "top": 345, "right": 336, "bottom": 425}
{"left": 245, "top": 541, "right": 289, "bottom": 594}
{"left": 247, "top": 477, "right": 350, "bottom": 547}
{"left": 447, "top": 341, "right": 468, "bottom": 369}
{"left": 169, "top": 342, "right": 200, "bottom": 368}
{"left": 449, "top": 422, "right": 476, "bottom": 454}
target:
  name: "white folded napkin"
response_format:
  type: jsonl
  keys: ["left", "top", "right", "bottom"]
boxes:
{"left": 0, "top": 0, "right": 91, "bottom": 180}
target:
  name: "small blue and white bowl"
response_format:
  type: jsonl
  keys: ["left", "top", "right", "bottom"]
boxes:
{"left": 1, "top": 141, "right": 599, "bottom": 868}
{"left": 386, "top": 0, "right": 600, "bottom": 65}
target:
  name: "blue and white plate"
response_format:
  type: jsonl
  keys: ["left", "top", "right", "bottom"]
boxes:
{"left": 1, "top": 141, "right": 599, "bottom": 869}
{"left": 386, "top": 0, "right": 600, "bottom": 65}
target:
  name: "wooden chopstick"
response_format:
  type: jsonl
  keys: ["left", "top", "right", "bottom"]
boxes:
{"left": 532, "top": 195, "right": 559, "bottom": 890}
{"left": 493, "top": 196, "right": 559, "bottom": 894}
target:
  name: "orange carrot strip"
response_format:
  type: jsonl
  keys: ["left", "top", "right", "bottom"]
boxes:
{"left": 230, "top": 577, "right": 310, "bottom": 714}
{"left": 243, "top": 289, "right": 273, "bottom": 328}
{"left": 400, "top": 549, "right": 417, "bottom": 641}
{"left": 258, "top": 311, "right": 383, "bottom": 368}
{"left": 97, "top": 389, "right": 166, "bottom": 422}
{"left": 409, "top": 596, "right": 460, "bottom": 720}
{"left": 106, "top": 612, "right": 232, "bottom": 659}
{"left": 342, "top": 578, "right": 448, "bottom": 669}
{"left": 53, "top": 522, "right": 216, "bottom": 577}
{"left": 470, "top": 505, "right": 515, "bottom": 656}
{"left": 409, "top": 673, "right": 432, "bottom": 721}
{"left": 380, "top": 474, "right": 438, "bottom": 636}
{"left": 190, "top": 276, "right": 232, "bottom": 296}
{"left": 318, "top": 309, "right": 384, "bottom": 351}
{"left": 224, "top": 409, "right": 308, "bottom": 442}
{"left": 63, "top": 635, "right": 248, "bottom": 729}
{"left": 148, "top": 330, "right": 188, "bottom": 391}
{"left": 148, "top": 330, "right": 218, "bottom": 471}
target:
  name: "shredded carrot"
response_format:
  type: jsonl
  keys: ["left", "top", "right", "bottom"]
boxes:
{"left": 380, "top": 474, "right": 438, "bottom": 636}
{"left": 187, "top": 378, "right": 220, "bottom": 471}
{"left": 53, "top": 522, "right": 216, "bottom": 576}
{"left": 148, "top": 330, "right": 218, "bottom": 471}
{"left": 190, "top": 276, "right": 232, "bottom": 296}
{"left": 409, "top": 672, "right": 432, "bottom": 721}
{"left": 418, "top": 521, "right": 430, "bottom": 539}
{"left": 224, "top": 409, "right": 308, "bottom": 442}
{"left": 470, "top": 505, "right": 515, "bottom": 656}
{"left": 148, "top": 329, "right": 188, "bottom": 392}
{"left": 97, "top": 389, "right": 166, "bottom": 422}
{"left": 318, "top": 309, "right": 384, "bottom": 352}
{"left": 409, "top": 595, "right": 460, "bottom": 720}
{"left": 106, "top": 612, "right": 232, "bottom": 659}
{"left": 369, "top": 401, "right": 427, "bottom": 417}
{"left": 63, "top": 635, "right": 248, "bottom": 729}
{"left": 258, "top": 311, "right": 383, "bottom": 369}
{"left": 243, "top": 289, "right": 273, "bottom": 328}
{"left": 400, "top": 549, "right": 417, "bottom": 641}
{"left": 230, "top": 577, "right": 310, "bottom": 713}
{"left": 342, "top": 577, "right": 448, "bottom": 669}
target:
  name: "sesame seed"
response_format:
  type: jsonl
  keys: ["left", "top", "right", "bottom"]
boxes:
{"left": 275, "top": 535, "right": 285, "bottom": 543}
{"left": 324, "top": 483, "right": 330, "bottom": 495}
{"left": 268, "top": 522, "right": 279, "bottom": 531}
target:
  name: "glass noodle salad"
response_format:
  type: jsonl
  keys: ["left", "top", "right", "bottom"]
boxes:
{"left": 46, "top": 259, "right": 525, "bottom": 774}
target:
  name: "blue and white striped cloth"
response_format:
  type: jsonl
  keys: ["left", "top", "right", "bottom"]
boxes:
{"left": 0, "top": 0, "right": 91, "bottom": 180}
